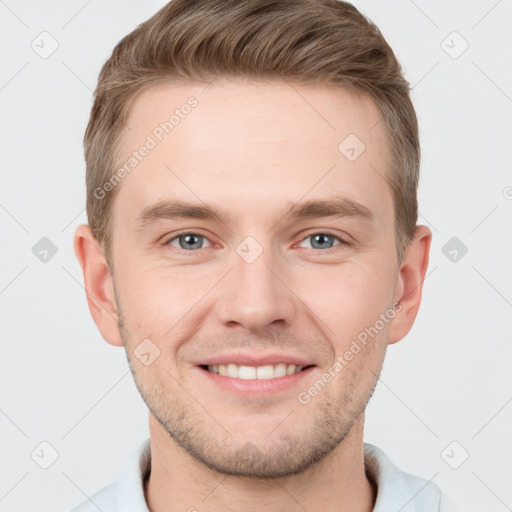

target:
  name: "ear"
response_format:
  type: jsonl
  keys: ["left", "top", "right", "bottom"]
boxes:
{"left": 388, "top": 225, "right": 432, "bottom": 345}
{"left": 73, "top": 224, "right": 123, "bottom": 347}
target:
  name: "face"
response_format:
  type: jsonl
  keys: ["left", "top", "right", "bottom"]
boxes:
{"left": 106, "top": 79, "right": 402, "bottom": 477}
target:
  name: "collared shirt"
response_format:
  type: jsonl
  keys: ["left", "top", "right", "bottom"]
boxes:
{"left": 68, "top": 438, "right": 446, "bottom": 511}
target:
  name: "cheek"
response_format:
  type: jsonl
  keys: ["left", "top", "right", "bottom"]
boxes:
{"left": 114, "top": 242, "right": 396, "bottom": 348}
{"left": 296, "top": 260, "right": 395, "bottom": 344}
{"left": 114, "top": 257, "right": 211, "bottom": 340}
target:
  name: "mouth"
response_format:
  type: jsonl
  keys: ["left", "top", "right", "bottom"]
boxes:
{"left": 200, "top": 363, "right": 315, "bottom": 380}
{"left": 196, "top": 357, "right": 316, "bottom": 396}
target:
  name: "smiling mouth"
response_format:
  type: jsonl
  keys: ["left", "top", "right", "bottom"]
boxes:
{"left": 200, "top": 363, "right": 314, "bottom": 380}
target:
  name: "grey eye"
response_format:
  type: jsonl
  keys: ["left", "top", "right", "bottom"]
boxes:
{"left": 298, "top": 233, "right": 342, "bottom": 250}
{"left": 169, "top": 233, "right": 211, "bottom": 250}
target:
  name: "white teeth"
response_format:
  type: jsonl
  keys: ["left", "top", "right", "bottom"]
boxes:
{"left": 286, "top": 364, "right": 296, "bottom": 376}
{"left": 239, "top": 366, "right": 257, "bottom": 379}
{"left": 256, "top": 365, "right": 274, "bottom": 380}
{"left": 274, "top": 363, "right": 287, "bottom": 378}
{"left": 226, "top": 363, "right": 239, "bottom": 378}
{"left": 207, "top": 363, "right": 305, "bottom": 379}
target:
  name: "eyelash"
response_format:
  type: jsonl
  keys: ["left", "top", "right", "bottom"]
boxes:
{"left": 162, "top": 231, "right": 350, "bottom": 254}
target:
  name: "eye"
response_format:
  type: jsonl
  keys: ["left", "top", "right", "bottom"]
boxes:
{"left": 166, "top": 232, "right": 212, "bottom": 251}
{"left": 297, "top": 232, "right": 347, "bottom": 251}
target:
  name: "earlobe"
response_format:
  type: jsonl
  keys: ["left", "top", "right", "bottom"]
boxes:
{"left": 73, "top": 224, "right": 123, "bottom": 347}
{"left": 388, "top": 225, "right": 432, "bottom": 345}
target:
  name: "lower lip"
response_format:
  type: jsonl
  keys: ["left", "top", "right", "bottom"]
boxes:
{"left": 197, "top": 366, "right": 315, "bottom": 395}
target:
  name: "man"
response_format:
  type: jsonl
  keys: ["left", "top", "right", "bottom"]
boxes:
{"left": 71, "top": 0, "right": 442, "bottom": 510}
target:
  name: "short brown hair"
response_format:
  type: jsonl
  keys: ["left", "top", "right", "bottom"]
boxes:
{"left": 84, "top": 0, "right": 419, "bottom": 265}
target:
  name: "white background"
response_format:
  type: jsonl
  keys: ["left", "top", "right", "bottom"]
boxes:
{"left": 0, "top": 1, "right": 511, "bottom": 511}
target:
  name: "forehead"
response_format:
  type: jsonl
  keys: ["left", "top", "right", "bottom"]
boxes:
{"left": 113, "top": 79, "right": 393, "bottom": 230}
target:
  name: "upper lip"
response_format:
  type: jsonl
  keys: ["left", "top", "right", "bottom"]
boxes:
{"left": 197, "top": 353, "right": 315, "bottom": 367}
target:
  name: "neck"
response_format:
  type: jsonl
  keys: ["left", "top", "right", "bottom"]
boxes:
{"left": 144, "top": 413, "right": 376, "bottom": 512}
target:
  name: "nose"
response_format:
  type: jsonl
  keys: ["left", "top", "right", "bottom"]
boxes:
{"left": 215, "top": 243, "right": 297, "bottom": 333}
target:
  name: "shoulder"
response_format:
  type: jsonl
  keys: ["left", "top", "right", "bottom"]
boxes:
{"left": 65, "top": 481, "right": 118, "bottom": 512}
{"left": 364, "top": 442, "right": 442, "bottom": 512}
{"left": 64, "top": 438, "right": 151, "bottom": 512}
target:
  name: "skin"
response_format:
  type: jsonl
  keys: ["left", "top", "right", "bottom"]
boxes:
{"left": 74, "top": 78, "right": 431, "bottom": 512}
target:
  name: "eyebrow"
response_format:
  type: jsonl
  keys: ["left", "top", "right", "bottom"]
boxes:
{"left": 135, "top": 195, "right": 374, "bottom": 231}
